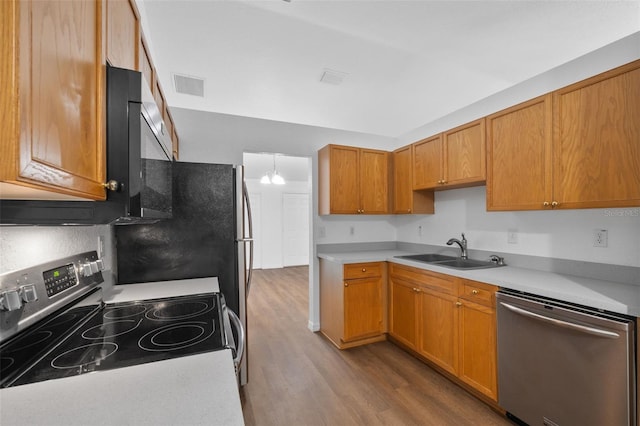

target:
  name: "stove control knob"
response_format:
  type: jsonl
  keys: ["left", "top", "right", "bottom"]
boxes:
{"left": 0, "top": 289, "right": 22, "bottom": 312}
{"left": 20, "top": 284, "right": 38, "bottom": 303}
{"left": 79, "top": 263, "right": 93, "bottom": 277}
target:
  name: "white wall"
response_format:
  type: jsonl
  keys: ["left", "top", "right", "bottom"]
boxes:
{"left": 245, "top": 178, "right": 310, "bottom": 269}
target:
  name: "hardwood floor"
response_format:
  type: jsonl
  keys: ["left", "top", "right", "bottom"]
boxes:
{"left": 240, "top": 266, "right": 511, "bottom": 426}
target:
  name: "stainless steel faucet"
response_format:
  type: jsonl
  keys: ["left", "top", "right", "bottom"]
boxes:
{"left": 446, "top": 233, "right": 468, "bottom": 259}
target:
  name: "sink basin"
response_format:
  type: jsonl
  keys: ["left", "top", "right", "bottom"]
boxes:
{"left": 395, "top": 253, "right": 458, "bottom": 262}
{"left": 395, "top": 253, "right": 503, "bottom": 270}
{"left": 432, "top": 258, "right": 501, "bottom": 270}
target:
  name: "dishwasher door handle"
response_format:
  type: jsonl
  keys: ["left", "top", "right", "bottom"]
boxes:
{"left": 499, "top": 302, "right": 620, "bottom": 339}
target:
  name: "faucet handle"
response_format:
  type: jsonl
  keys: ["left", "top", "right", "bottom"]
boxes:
{"left": 489, "top": 255, "right": 505, "bottom": 266}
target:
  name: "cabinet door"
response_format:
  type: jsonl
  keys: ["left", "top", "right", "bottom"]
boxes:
{"left": 486, "top": 95, "right": 553, "bottom": 210}
{"left": 328, "top": 145, "right": 360, "bottom": 214}
{"left": 443, "top": 118, "right": 486, "bottom": 187}
{"left": 389, "top": 277, "right": 418, "bottom": 350}
{"left": 458, "top": 300, "right": 497, "bottom": 401}
{"left": 343, "top": 277, "right": 383, "bottom": 342}
{"left": 359, "top": 148, "right": 389, "bottom": 214}
{"left": 413, "top": 135, "right": 442, "bottom": 189}
{"left": 553, "top": 61, "right": 640, "bottom": 209}
{"left": 106, "top": 0, "right": 139, "bottom": 70}
{"left": 393, "top": 146, "right": 412, "bottom": 214}
{"left": 418, "top": 288, "right": 459, "bottom": 376}
{"left": 14, "top": 0, "right": 106, "bottom": 199}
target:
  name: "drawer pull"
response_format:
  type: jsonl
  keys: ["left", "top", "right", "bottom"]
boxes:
{"left": 456, "top": 302, "right": 462, "bottom": 307}
{"left": 362, "top": 268, "right": 366, "bottom": 272}
{"left": 471, "top": 289, "right": 479, "bottom": 295}
{"left": 344, "top": 282, "right": 348, "bottom": 287}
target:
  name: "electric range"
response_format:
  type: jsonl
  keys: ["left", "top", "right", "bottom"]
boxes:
{"left": 0, "top": 252, "right": 233, "bottom": 389}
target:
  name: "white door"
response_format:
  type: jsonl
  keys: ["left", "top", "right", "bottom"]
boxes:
{"left": 282, "top": 193, "right": 309, "bottom": 266}
{"left": 248, "top": 192, "right": 262, "bottom": 269}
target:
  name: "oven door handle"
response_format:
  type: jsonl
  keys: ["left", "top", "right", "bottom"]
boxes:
{"left": 226, "top": 308, "right": 245, "bottom": 371}
{"left": 499, "top": 302, "right": 620, "bottom": 338}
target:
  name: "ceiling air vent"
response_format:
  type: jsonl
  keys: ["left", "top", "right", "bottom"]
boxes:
{"left": 319, "top": 69, "right": 348, "bottom": 86}
{"left": 173, "top": 73, "right": 205, "bottom": 97}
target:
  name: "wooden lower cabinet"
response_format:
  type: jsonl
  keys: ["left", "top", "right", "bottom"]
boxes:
{"left": 320, "top": 260, "right": 387, "bottom": 349}
{"left": 389, "top": 264, "right": 498, "bottom": 402}
{"left": 389, "top": 277, "right": 419, "bottom": 350}
{"left": 418, "top": 288, "right": 459, "bottom": 376}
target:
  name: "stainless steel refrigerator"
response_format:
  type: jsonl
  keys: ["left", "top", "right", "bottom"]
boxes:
{"left": 115, "top": 162, "right": 253, "bottom": 385}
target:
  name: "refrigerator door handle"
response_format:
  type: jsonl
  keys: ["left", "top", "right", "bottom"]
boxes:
{"left": 242, "top": 181, "right": 254, "bottom": 295}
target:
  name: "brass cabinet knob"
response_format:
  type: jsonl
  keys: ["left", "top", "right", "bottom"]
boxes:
{"left": 551, "top": 201, "right": 559, "bottom": 207}
{"left": 361, "top": 268, "right": 366, "bottom": 272}
{"left": 471, "top": 289, "right": 479, "bottom": 295}
{"left": 102, "top": 180, "right": 120, "bottom": 192}
{"left": 344, "top": 282, "right": 348, "bottom": 287}
{"left": 407, "top": 209, "right": 411, "bottom": 213}
{"left": 456, "top": 301, "right": 463, "bottom": 307}
{"left": 543, "top": 201, "right": 550, "bottom": 207}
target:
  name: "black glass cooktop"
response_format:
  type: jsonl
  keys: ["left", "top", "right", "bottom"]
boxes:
{"left": 0, "top": 293, "right": 226, "bottom": 388}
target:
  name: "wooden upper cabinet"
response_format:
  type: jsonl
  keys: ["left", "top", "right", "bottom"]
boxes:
{"left": 393, "top": 145, "right": 434, "bottom": 214}
{"left": 486, "top": 95, "right": 553, "bottom": 210}
{"left": 318, "top": 144, "right": 389, "bottom": 215}
{"left": 552, "top": 60, "right": 640, "bottom": 209}
{"left": 359, "top": 148, "right": 390, "bottom": 214}
{"left": 413, "top": 119, "right": 486, "bottom": 191}
{"left": 488, "top": 60, "right": 640, "bottom": 210}
{"left": 139, "top": 36, "right": 154, "bottom": 90}
{"left": 413, "top": 135, "right": 443, "bottom": 189}
{"left": 443, "top": 119, "right": 486, "bottom": 187}
{"left": 1, "top": 0, "right": 107, "bottom": 200}
{"left": 106, "top": 0, "right": 139, "bottom": 70}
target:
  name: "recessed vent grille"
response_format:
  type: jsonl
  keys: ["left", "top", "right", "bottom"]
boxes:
{"left": 320, "top": 69, "right": 348, "bottom": 85}
{"left": 173, "top": 73, "right": 205, "bottom": 97}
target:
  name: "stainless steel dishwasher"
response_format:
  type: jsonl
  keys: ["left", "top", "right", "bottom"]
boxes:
{"left": 496, "top": 290, "right": 637, "bottom": 426}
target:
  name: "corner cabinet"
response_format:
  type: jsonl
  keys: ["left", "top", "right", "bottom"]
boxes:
{"left": 318, "top": 144, "right": 390, "bottom": 215}
{"left": 413, "top": 119, "right": 486, "bottom": 190}
{"left": 488, "top": 60, "right": 640, "bottom": 210}
{"left": 1, "top": 0, "right": 107, "bottom": 200}
{"left": 392, "top": 145, "right": 434, "bottom": 214}
{"left": 319, "top": 259, "right": 387, "bottom": 349}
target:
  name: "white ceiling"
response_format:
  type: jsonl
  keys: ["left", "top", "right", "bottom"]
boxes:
{"left": 142, "top": 0, "right": 639, "bottom": 138}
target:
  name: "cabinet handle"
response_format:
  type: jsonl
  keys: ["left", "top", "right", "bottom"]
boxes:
{"left": 407, "top": 209, "right": 411, "bottom": 213}
{"left": 543, "top": 201, "right": 550, "bottom": 207}
{"left": 361, "top": 268, "right": 366, "bottom": 272}
{"left": 551, "top": 201, "right": 559, "bottom": 207}
{"left": 471, "top": 289, "right": 479, "bottom": 295}
{"left": 102, "top": 180, "right": 120, "bottom": 192}
{"left": 344, "top": 282, "right": 348, "bottom": 287}
{"left": 456, "top": 301, "right": 462, "bottom": 307}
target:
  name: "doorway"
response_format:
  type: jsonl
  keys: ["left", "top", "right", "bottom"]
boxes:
{"left": 243, "top": 152, "right": 311, "bottom": 269}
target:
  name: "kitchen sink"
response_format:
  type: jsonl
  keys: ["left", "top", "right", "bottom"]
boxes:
{"left": 395, "top": 253, "right": 458, "bottom": 262}
{"left": 395, "top": 254, "right": 503, "bottom": 270}
{"left": 431, "top": 258, "right": 502, "bottom": 270}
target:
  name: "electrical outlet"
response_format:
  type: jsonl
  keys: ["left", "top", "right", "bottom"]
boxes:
{"left": 418, "top": 225, "right": 422, "bottom": 237}
{"left": 507, "top": 229, "right": 518, "bottom": 244}
{"left": 593, "top": 229, "right": 608, "bottom": 247}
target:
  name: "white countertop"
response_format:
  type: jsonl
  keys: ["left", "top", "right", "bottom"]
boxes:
{"left": 319, "top": 250, "right": 640, "bottom": 317}
{"left": 0, "top": 276, "right": 245, "bottom": 426}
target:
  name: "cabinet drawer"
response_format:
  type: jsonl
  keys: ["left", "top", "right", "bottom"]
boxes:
{"left": 389, "top": 264, "right": 457, "bottom": 295}
{"left": 344, "top": 262, "right": 382, "bottom": 279}
{"left": 459, "top": 280, "right": 497, "bottom": 307}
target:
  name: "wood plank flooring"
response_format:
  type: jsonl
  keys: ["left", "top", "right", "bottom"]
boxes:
{"left": 240, "top": 266, "right": 512, "bottom": 426}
